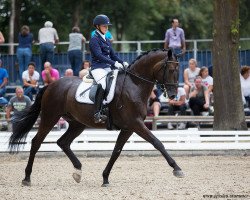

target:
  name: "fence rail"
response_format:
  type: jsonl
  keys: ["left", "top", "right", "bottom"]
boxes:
{"left": 1, "top": 130, "right": 250, "bottom": 152}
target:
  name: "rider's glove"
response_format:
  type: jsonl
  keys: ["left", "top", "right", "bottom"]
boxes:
{"left": 123, "top": 62, "right": 129, "bottom": 68}
{"left": 114, "top": 61, "right": 123, "bottom": 69}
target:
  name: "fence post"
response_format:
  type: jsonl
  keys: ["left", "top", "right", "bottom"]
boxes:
{"left": 193, "top": 40, "right": 198, "bottom": 60}
{"left": 137, "top": 41, "right": 142, "bottom": 56}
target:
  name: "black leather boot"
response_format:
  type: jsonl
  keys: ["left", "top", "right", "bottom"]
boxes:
{"left": 94, "top": 85, "right": 107, "bottom": 123}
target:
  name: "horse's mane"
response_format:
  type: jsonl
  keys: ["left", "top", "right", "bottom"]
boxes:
{"left": 128, "top": 48, "right": 168, "bottom": 68}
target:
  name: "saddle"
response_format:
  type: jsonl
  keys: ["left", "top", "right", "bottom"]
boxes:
{"left": 75, "top": 70, "right": 120, "bottom": 130}
{"left": 81, "top": 70, "right": 115, "bottom": 102}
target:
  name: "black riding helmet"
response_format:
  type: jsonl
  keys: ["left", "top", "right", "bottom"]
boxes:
{"left": 93, "top": 14, "right": 112, "bottom": 26}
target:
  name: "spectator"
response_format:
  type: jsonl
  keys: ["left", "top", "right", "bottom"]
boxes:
{"left": 164, "top": 18, "right": 186, "bottom": 56}
{"left": 183, "top": 58, "right": 200, "bottom": 98}
{"left": 38, "top": 21, "right": 59, "bottom": 67}
{"left": 167, "top": 87, "right": 187, "bottom": 130}
{"left": 240, "top": 66, "right": 250, "bottom": 107}
{"left": 0, "top": 31, "right": 5, "bottom": 43}
{"left": 79, "top": 60, "right": 91, "bottom": 78}
{"left": 64, "top": 68, "right": 74, "bottom": 77}
{"left": 68, "top": 26, "right": 86, "bottom": 76}
{"left": 6, "top": 86, "right": 31, "bottom": 122}
{"left": 0, "top": 59, "right": 8, "bottom": 98}
{"left": 148, "top": 86, "right": 161, "bottom": 117}
{"left": 22, "top": 62, "right": 40, "bottom": 101}
{"left": 16, "top": 25, "right": 34, "bottom": 81}
{"left": 91, "top": 29, "right": 113, "bottom": 42}
{"left": 199, "top": 66, "right": 213, "bottom": 93}
{"left": 42, "top": 61, "right": 59, "bottom": 85}
{"left": 189, "top": 76, "right": 210, "bottom": 116}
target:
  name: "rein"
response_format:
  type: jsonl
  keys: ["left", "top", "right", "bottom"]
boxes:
{"left": 125, "top": 60, "right": 179, "bottom": 87}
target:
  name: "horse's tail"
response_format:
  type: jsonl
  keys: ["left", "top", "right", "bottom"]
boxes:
{"left": 9, "top": 86, "right": 48, "bottom": 153}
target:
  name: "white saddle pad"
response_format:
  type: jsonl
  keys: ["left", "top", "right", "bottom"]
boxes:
{"left": 75, "top": 70, "right": 119, "bottom": 104}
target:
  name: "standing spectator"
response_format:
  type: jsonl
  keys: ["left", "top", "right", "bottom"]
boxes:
{"left": 0, "top": 59, "right": 8, "bottom": 98}
{"left": 240, "top": 66, "right": 250, "bottom": 107}
{"left": 38, "top": 21, "right": 59, "bottom": 67}
{"left": 164, "top": 18, "right": 186, "bottom": 56}
{"left": 6, "top": 87, "right": 31, "bottom": 122}
{"left": 148, "top": 86, "right": 161, "bottom": 117}
{"left": 22, "top": 62, "right": 40, "bottom": 101}
{"left": 91, "top": 30, "right": 113, "bottom": 42}
{"left": 183, "top": 58, "right": 200, "bottom": 98}
{"left": 189, "top": 76, "right": 210, "bottom": 116}
{"left": 79, "top": 60, "right": 91, "bottom": 78}
{"left": 0, "top": 31, "right": 5, "bottom": 43}
{"left": 68, "top": 26, "right": 86, "bottom": 76}
{"left": 167, "top": 87, "right": 187, "bottom": 130}
{"left": 199, "top": 66, "right": 213, "bottom": 93}
{"left": 16, "top": 25, "right": 34, "bottom": 81}
{"left": 64, "top": 68, "right": 74, "bottom": 77}
{"left": 42, "top": 61, "right": 59, "bottom": 85}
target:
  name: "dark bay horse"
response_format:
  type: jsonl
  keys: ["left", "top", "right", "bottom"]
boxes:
{"left": 9, "top": 49, "right": 184, "bottom": 186}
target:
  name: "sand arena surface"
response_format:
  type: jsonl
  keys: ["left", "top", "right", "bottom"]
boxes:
{"left": 0, "top": 154, "right": 249, "bottom": 200}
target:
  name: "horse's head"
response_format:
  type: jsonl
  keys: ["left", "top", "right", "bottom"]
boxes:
{"left": 153, "top": 49, "right": 179, "bottom": 99}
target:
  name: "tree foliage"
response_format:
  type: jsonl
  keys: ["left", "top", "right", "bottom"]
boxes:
{"left": 0, "top": 0, "right": 249, "bottom": 44}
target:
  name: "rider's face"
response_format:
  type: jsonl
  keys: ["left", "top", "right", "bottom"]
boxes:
{"left": 99, "top": 25, "right": 108, "bottom": 34}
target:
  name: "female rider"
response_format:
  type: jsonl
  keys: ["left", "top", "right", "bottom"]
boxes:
{"left": 89, "top": 14, "right": 129, "bottom": 123}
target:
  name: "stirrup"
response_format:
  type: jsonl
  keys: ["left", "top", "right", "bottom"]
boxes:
{"left": 94, "top": 112, "right": 107, "bottom": 123}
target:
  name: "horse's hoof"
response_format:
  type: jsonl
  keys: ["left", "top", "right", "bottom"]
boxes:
{"left": 22, "top": 179, "right": 31, "bottom": 186}
{"left": 101, "top": 183, "right": 109, "bottom": 187}
{"left": 173, "top": 170, "right": 185, "bottom": 178}
{"left": 72, "top": 168, "right": 82, "bottom": 183}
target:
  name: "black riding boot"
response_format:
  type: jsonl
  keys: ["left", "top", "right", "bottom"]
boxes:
{"left": 94, "top": 85, "right": 107, "bottom": 123}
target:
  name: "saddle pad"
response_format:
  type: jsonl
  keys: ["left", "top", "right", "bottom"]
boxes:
{"left": 75, "top": 70, "right": 119, "bottom": 104}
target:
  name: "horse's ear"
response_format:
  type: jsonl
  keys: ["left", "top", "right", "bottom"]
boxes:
{"left": 168, "top": 49, "right": 173, "bottom": 58}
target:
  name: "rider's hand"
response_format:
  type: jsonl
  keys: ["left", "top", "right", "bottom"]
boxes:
{"left": 114, "top": 61, "right": 123, "bottom": 69}
{"left": 123, "top": 62, "right": 129, "bottom": 68}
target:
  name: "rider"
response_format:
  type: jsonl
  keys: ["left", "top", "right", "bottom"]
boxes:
{"left": 89, "top": 14, "right": 129, "bottom": 123}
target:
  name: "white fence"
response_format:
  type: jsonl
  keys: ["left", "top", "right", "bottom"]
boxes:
{"left": 1, "top": 129, "right": 250, "bottom": 152}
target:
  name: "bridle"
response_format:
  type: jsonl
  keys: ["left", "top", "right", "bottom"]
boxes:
{"left": 124, "top": 58, "right": 179, "bottom": 86}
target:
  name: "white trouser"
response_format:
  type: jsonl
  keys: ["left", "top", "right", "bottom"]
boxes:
{"left": 91, "top": 68, "right": 112, "bottom": 90}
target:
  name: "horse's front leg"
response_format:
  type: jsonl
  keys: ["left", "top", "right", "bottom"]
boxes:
{"left": 102, "top": 129, "right": 133, "bottom": 187}
{"left": 134, "top": 121, "right": 184, "bottom": 178}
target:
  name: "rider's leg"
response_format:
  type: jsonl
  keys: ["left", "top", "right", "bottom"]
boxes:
{"left": 94, "top": 84, "right": 107, "bottom": 123}
{"left": 91, "top": 68, "right": 111, "bottom": 123}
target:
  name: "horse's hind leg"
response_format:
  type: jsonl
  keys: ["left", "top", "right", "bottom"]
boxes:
{"left": 134, "top": 123, "right": 184, "bottom": 178}
{"left": 57, "top": 120, "right": 85, "bottom": 183}
{"left": 23, "top": 116, "right": 60, "bottom": 186}
{"left": 102, "top": 129, "right": 133, "bottom": 186}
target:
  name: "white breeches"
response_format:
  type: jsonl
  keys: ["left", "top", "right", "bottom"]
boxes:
{"left": 91, "top": 68, "right": 112, "bottom": 90}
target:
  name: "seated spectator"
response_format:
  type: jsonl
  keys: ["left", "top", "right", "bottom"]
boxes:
{"left": 189, "top": 76, "right": 210, "bottom": 116}
{"left": 199, "top": 66, "right": 213, "bottom": 93}
{"left": 0, "top": 59, "right": 8, "bottom": 99}
{"left": 183, "top": 58, "right": 200, "bottom": 98}
{"left": 6, "top": 87, "right": 32, "bottom": 122}
{"left": 79, "top": 60, "right": 91, "bottom": 79}
{"left": 22, "top": 62, "right": 40, "bottom": 101}
{"left": 240, "top": 66, "right": 250, "bottom": 107}
{"left": 148, "top": 86, "right": 161, "bottom": 117}
{"left": 167, "top": 87, "right": 187, "bottom": 130}
{"left": 64, "top": 68, "right": 74, "bottom": 77}
{"left": 42, "top": 61, "right": 59, "bottom": 85}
